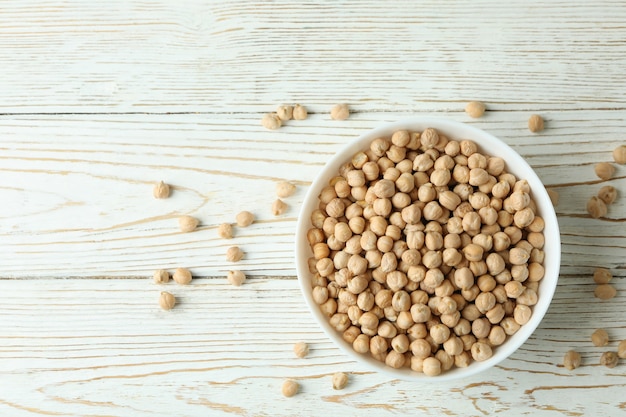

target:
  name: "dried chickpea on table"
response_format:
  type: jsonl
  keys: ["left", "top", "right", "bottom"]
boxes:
{"left": 305, "top": 127, "right": 547, "bottom": 376}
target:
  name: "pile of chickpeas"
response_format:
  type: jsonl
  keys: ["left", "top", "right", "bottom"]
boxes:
{"left": 306, "top": 128, "right": 546, "bottom": 376}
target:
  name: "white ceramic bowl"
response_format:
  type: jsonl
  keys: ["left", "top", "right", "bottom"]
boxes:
{"left": 295, "top": 117, "right": 560, "bottom": 381}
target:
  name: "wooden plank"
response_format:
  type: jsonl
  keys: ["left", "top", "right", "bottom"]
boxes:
{"left": 0, "top": 276, "right": 623, "bottom": 417}
{"left": 1, "top": 110, "right": 624, "bottom": 278}
{"left": 1, "top": 0, "right": 626, "bottom": 113}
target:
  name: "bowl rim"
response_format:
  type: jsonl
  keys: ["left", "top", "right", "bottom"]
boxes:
{"left": 295, "top": 117, "right": 561, "bottom": 382}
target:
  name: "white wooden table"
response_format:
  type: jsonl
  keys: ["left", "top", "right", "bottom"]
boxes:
{"left": 1, "top": 1, "right": 625, "bottom": 416}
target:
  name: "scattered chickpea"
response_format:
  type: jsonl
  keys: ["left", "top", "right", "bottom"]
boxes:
{"left": 593, "top": 268, "right": 612, "bottom": 284}
{"left": 563, "top": 350, "right": 581, "bottom": 370}
{"left": 217, "top": 223, "right": 234, "bottom": 239}
{"left": 618, "top": 340, "right": 626, "bottom": 359}
{"left": 600, "top": 351, "right": 619, "bottom": 368}
{"left": 262, "top": 113, "right": 282, "bottom": 130}
{"left": 281, "top": 379, "right": 299, "bottom": 397}
{"left": 591, "top": 329, "right": 609, "bottom": 347}
{"left": 172, "top": 268, "right": 192, "bottom": 285}
{"left": 465, "top": 101, "right": 486, "bottom": 118}
{"left": 153, "top": 181, "right": 171, "bottom": 199}
{"left": 236, "top": 211, "right": 255, "bottom": 227}
{"left": 597, "top": 185, "right": 617, "bottom": 205}
{"left": 159, "top": 291, "right": 176, "bottom": 310}
{"left": 272, "top": 199, "right": 288, "bottom": 216}
{"left": 277, "top": 105, "right": 294, "bottom": 121}
{"left": 178, "top": 215, "right": 199, "bottom": 233}
{"left": 528, "top": 114, "right": 544, "bottom": 133}
{"left": 594, "top": 162, "right": 615, "bottom": 181}
{"left": 226, "top": 246, "right": 245, "bottom": 262}
{"left": 153, "top": 269, "right": 170, "bottom": 284}
{"left": 227, "top": 270, "right": 246, "bottom": 286}
{"left": 331, "top": 103, "right": 350, "bottom": 120}
{"left": 332, "top": 372, "right": 349, "bottom": 390}
{"left": 594, "top": 284, "right": 616, "bottom": 300}
{"left": 293, "top": 342, "right": 309, "bottom": 358}
{"left": 276, "top": 181, "right": 297, "bottom": 198}
{"left": 586, "top": 196, "right": 607, "bottom": 219}
{"left": 293, "top": 104, "right": 308, "bottom": 120}
{"left": 613, "top": 145, "right": 626, "bottom": 164}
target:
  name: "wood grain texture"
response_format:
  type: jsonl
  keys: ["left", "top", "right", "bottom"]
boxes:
{"left": 0, "top": 111, "right": 624, "bottom": 277}
{"left": 1, "top": 1, "right": 626, "bottom": 113}
{"left": 0, "top": 277, "right": 624, "bottom": 417}
{"left": 1, "top": 0, "right": 625, "bottom": 415}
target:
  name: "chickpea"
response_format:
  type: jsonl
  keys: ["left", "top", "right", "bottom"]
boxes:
{"left": 517, "top": 288, "right": 538, "bottom": 306}
{"left": 281, "top": 379, "right": 299, "bottom": 397}
{"left": 435, "top": 350, "right": 454, "bottom": 372}
{"left": 563, "top": 350, "right": 582, "bottom": 370}
{"left": 369, "top": 335, "right": 388, "bottom": 355}
{"left": 473, "top": 234, "right": 493, "bottom": 253}
{"left": 513, "top": 304, "right": 532, "bottom": 325}
{"left": 500, "top": 317, "right": 521, "bottom": 335}
{"left": 319, "top": 298, "right": 338, "bottom": 317}
{"left": 438, "top": 336, "right": 462, "bottom": 359}
{"left": 291, "top": 104, "right": 307, "bottom": 120}
{"left": 459, "top": 140, "right": 477, "bottom": 157}
{"left": 386, "top": 270, "right": 408, "bottom": 292}
{"left": 471, "top": 318, "right": 491, "bottom": 339}
{"left": 353, "top": 334, "right": 370, "bottom": 353}
{"left": 465, "top": 101, "right": 486, "bottom": 118}
{"left": 528, "top": 114, "right": 544, "bottom": 132}
{"left": 514, "top": 207, "right": 535, "bottom": 228}
{"left": 488, "top": 325, "right": 507, "bottom": 346}
{"left": 422, "top": 357, "right": 442, "bottom": 376}
{"left": 504, "top": 280, "right": 525, "bottom": 298}
{"left": 396, "top": 311, "right": 415, "bottom": 329}
{"left": 430, "top": 323, "right": 451, "bottom": 345}
{"left": 463, "top": 243, "right": 484, "bottom": 262}
{"left": 342, "top": 326, "right": 361, "bottom": 344}
{"left": 461, "top": 334, "right": 477, "bottom": 351}
{"left": 471, "top": 341, "right": 493, "bottom": 362}
{"left": 381, "top": 350, "right": 403, "bottom": 369}
{"left": 586, "top": 196, "right": 607, "bottom": 218}
{"left": 462, "top": 212, "right": 482, "bottom": 233}
{"left": 158, "top": 291, "right": 176, "bottom": 310}
{"left": 594, "top": 162, "right": 615, "bottom": 180}
{"left": 332, "top": 372, "right": 349, "bottom": 390}
{"left": 591, "top": 329, "right": 609, "bottom": 347}
{"left": 454, "top": 318, "right": 472, "bottom": 337}
{"left": 410, "top": 303, "right": 432, "bottom": 323}
{"left": 454, "top": 351, "right": 472, "bottom": 368}
{"left": 600, "top": 351, "right": 618, "bottom": 368}
{"left": 423, "top": 268, "right": 444, "bottom": 288}
{"left": 475, "top": 292, "right": 496, "bottom": 314}
{"left": 594, "top": 284, "right": 617, "bottom": 300}
{"left": 391, "top": 334, "right": 410, "bottom": 354}
{"left": 611, "top": 144, "right": 626, "bottom": 164}
{"left": 509, "top": 247, "right": 530, "bottom": 265}
{"left": 593, "top": 268, "right": 612, "bottom": 284}
{"left": 357, "top": 291, "right": 375, "bottom": 311}
{"left": 391, "top": 290, "right": 411, "bottom": 312}
{"left": 461, "top": 285, "right": 480, "bottom": 303}
{"left": 492, "top": 180, "right": 511, "bottom": 199}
